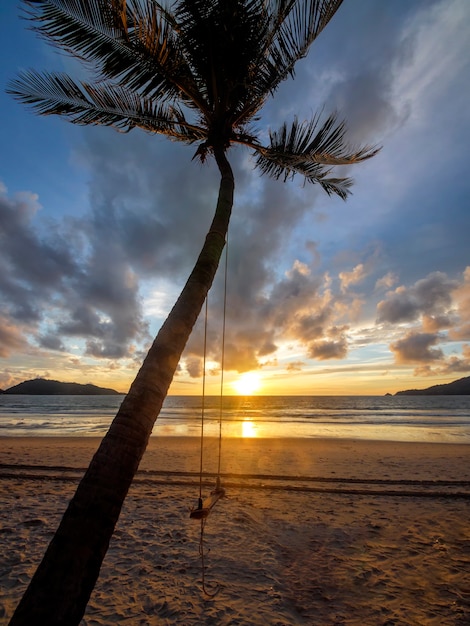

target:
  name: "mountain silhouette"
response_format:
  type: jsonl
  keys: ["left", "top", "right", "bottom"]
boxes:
{"left": 395, "top": 376, "right": 470, "bottom": 395}
{"left": 2, "top": 378, "right": 120, "bottom": 395}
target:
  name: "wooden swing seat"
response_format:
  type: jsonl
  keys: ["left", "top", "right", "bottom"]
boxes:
{"left": 190, "top": 486, "right": 225, "bottom": 520}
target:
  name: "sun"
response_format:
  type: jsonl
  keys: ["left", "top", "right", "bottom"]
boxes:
{"left": 232, "top": 372, "right": 262, "bottom": 395}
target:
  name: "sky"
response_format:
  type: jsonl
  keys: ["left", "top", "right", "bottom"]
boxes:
{"left": 0, "top": 0, "right": 469, "bottom": 396}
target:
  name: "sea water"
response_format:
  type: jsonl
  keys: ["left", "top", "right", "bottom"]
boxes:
{"left": 0, "top": 395, "right": 469, "bottom": 442}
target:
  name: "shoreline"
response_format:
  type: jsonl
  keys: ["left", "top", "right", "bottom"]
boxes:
{"left": 2, "top": 437, "right": 470, "bottom": 624}
{"left": 2, "top": 435, "right": 470, "bottom": 481}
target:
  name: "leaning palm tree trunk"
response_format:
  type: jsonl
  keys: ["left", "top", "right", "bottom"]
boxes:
{"left": 9, "top": 149, "right": 234, "bottom": 626}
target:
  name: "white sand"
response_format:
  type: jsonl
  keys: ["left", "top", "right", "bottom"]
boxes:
{"left": 1, "top": 436, "right": 470, "bottom": 625}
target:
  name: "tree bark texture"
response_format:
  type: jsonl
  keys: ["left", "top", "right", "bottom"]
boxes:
{"left": 9, "top": 150, "right": 234, "bottom": 626}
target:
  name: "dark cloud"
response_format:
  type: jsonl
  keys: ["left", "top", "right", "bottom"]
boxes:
{"left": 72, "top": 129, "right": 321, "bottom": 372}
{"left": 308, "top": 336, "right": 348, "bottom": 361}
{"left": 381, "top": 267, "right": 470, "bottom": 375}
{"left": 58, "top": 252, "right": 148, "bottom": 359}
{"left": 85, "top": 339, "right": 130, "bottom": 360}
{"left": 223, "top": 341, "right": 260, "bottom": 373}
{"left": 77, "top": 129, "right": 220, "bottom": 281}
{"left": 177, "top": 161, "right": 334, "bottom": 372}
{"left": 377, "top": 272, "right": 458, "bottom": 325}
{"left": 0, "top": 189, "right": 77, "bottom": 322}
{"left": 390, "top": 331, "right": 443, "bottom": 363}
{"left": 413, "top": 344, "right": 470, "bottom": 377}
{"left": 422, "top": 314, "right": 454, "bottom": 333}
{"left": 0, "top": 192, "right": 76, "bottom": 283}
{"left": 38, "top": 334, "right": 65, "bottom": 351}
{"left": 185, "top": 357, "right": 203, "bottom": 379}
{"left": 0, "top": 184, "right": 148, "bottom": 360}
{"left": 325, "top": 69, "right": 408, "bottom": 146}
{"left": 440, "top": 349, "right": 470, "bottom": 374}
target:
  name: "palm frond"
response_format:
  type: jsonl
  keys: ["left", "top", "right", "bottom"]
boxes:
{"left": 255, "top": 149, "right": 354, "bottom": 200}
{"left": 233, "top": 0, "right": 344, "bottom": 123}
{"left": 20, "top": 0, "right": 203, "bottom": 109}
{"left": 270, "top": 113, "right": 380, "bottom": 164}
{"left": 253, "top": 112, "right": 379, "bottom": 199}
{"left": 122, "top": 0, "right": 203, "bottom": 107}
{"left": 23, "top": 0, "right": 141, "bottom": 76}
{"left": 7, "top": 69, "right": 206, "bottom": 141}
{"left": 269, "top": 0, "right": 343, "bottom": 81}
{"left": 174, "top": 0, "right": 271, "bottom": 118}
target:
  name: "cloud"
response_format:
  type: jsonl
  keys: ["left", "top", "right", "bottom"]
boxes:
{"left": 440, "top": 345, "right": 470, "bottom": 373}
{"left": 390, "top": 331, "right": 444, "bottom": 364}
{"left": 38, "top": 333, "right": 66, "bottom": 351}
{"left": 0, "top": 316, "right": 29, "bottom": 358}
{"left": 375, "top": 272, "right": 398, "bottom": 291}
{"left": 379, "top": 267, "right": 470, "bottom": 376}
{"left": 223, "top": 340, "right": 261, "bottom": 373}
{"left": 58, "top": 248, "right": 148, "bottom": 358}
{"left": 449, "top": 266, "right": 470, "bottom": 341}
{"left": 308, "top": 328, "right": 348, "bottom": 361}
{"left": 182, "top": 251, "right": 373, "bottom": 374}
{"left": 394, "top": 0, "right": 470, "bottom": 123}
{"left": 71, "top": 125, "right": 332, "bottom": 373}
{"left": 286, "top": 361, "right": 305, "bottom": 372}
{"left": 76, "top": 130, "right": 220, "bottom": 281}
{"left": 184, "top": 357, "right": 203, "bottom": 379}
{"left": 414, "top": 344, "right": 470, "bottom": 377}
{"left": 339, "top": 263, "right": 366, "bottom": 293}
{"left": 376, "top": 272, "right": 458, "bottom": 324}
{"left": 0, "top": 186, "right": 77, "bottom": 323}
{"left": 0, "top": 183, "right": 148, "bottom": 361}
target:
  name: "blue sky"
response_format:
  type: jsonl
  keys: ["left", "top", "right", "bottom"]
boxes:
{"left": 0, "top": 0, "right": 469, "bottom": 395}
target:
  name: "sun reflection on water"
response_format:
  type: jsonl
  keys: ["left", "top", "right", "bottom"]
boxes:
{"left": 242, "top": 419, "right": 257, "bottom": 438}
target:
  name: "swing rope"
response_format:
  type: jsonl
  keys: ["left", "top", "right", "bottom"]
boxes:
{"left": 194, "top": 235, "right": 229, "bottom": 597}
{"left": 217, "top": 230, "right": 228, "bottom": 478}
{"left": 193, "top": 234, "right": 228, "bottom": 506}
{"left": 199, "top": 517, "right": 219, "bottom": 597}
{"left": 197, "top": 294, "right": 209, "bottom": 507}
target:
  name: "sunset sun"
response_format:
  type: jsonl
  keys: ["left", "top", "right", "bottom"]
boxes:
{"left": 232, "top": 372, "right": 262, "bottom": 396}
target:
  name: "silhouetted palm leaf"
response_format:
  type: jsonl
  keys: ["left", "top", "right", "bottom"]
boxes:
{"left": 254, "top": 113, "right": 379, "bottom": 198}
{"left": 8, "top": 69, "right": 205, "bottom": 140}
{"left": 22, "top": 0, "right": 198, "bottom": 104}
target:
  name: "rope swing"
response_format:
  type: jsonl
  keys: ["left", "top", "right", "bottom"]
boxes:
{"left": 190, "top": 234, "right": 228, "bottom": 520}
{"left": 189, "top": 235, "right": 229, "bottom": 596}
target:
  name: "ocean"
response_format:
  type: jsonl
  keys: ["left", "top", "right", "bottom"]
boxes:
{"left": 0, "top": 394, "right": 470, "bottom": 443}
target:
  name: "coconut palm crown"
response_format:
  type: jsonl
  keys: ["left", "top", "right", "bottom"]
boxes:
{"left": 9, "top": 0, "right": 378, "bottom": 199}
{"left": 7, "top": 2, "right": 379, "bottom": 625}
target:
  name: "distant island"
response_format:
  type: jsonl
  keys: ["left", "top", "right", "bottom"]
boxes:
{"left": 2, "top": 378, "right": 120, "bottom": 396}
{"left": 395, "top": 376, "right": 470, "bottom": 396}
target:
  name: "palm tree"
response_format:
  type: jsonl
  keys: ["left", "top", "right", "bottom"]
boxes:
{"left": 7, "top": 1, "right": 378, "bottom": 624}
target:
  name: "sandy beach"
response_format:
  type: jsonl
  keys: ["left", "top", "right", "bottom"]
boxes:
{"left": 1, "top": 436, "right": 470, "bottom": 625}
